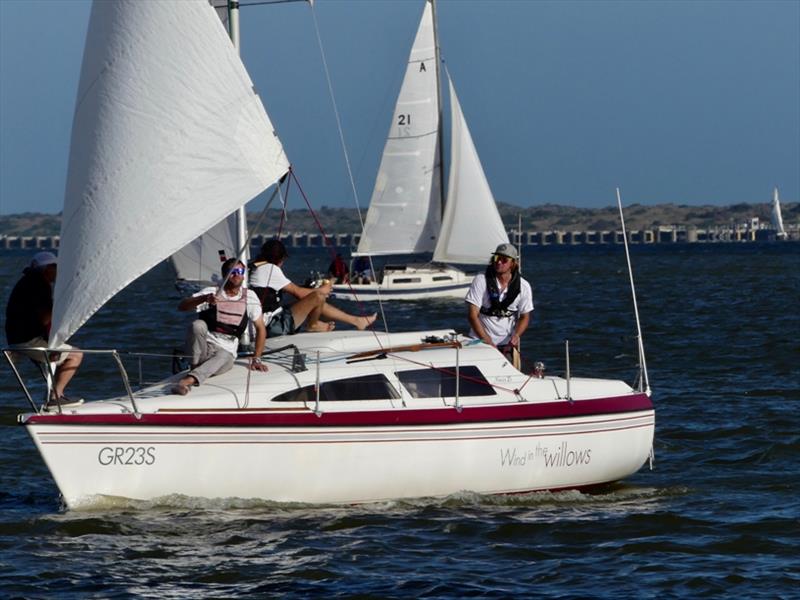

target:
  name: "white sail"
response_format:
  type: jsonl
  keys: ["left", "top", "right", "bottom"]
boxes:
{"left": 170, "top": 215, "right": 237, "bottom": 285}
{"left": 169, "top": 0, "right": 240, "bottom": 286}
{"left": 771, "top": 187, "right": 786, "bottom": 237}
{"left": 356, "top": 1, "right": 442, "bottom": 256}
{"left": 433, "top": 78, "right": 509, "bottom": 264}
{"left": 51, "top": 0, "right": 289, "bottom": 347}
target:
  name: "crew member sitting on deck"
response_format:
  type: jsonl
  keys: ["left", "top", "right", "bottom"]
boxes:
{"left": 249, "top": 239, "right": 377, "bottom": 337}
{"left": 172, "top": 258, "right": 268, "bottom": 395}
{"left": 5, "top": 252, "right": 84, "bottom": 409}
{"left": 465, "top": 243, "right": 533, "bottom": 367}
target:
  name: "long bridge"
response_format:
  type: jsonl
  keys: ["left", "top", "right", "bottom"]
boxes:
{"left": 1, "top": 224, "right": 793, "bottom": 250}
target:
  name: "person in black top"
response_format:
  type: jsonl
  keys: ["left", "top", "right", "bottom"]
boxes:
{"left": 5, "top": 252, "right": 83, "bottom": 406}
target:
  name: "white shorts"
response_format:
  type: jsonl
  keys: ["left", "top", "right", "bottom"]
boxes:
{"left": 9, "top": 337, "right": 75, "bottom": 366}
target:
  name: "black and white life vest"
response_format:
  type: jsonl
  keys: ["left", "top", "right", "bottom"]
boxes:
{"left": 249, "top": 285, "right": 281, "bottom": 313}
{"left": 479, "top": 266, "right": 521, "bottom": 318}
{"left": 248, "top": 260, "right": 283, "bottom": 313}
{"left": 200, "top": 294, "right": 249, "bottom": 337}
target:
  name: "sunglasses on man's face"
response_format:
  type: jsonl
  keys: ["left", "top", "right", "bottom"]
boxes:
{"left": 228, "top": 267, "right": 246, "bottom": 276}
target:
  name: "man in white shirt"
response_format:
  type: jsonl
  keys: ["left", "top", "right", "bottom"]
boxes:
{"left": 465, "top": 243, "right": 533, "bottom": 360}
{"left": 172, "top": 258, "right": 268, "bottom": 395}
{"left": 249, "top": 240, "right": 376, "bottom": 336}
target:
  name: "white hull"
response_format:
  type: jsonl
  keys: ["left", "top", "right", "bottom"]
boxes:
{"left": 331, "top": 264, "right": 473, "bottom": 301}
{"left": 28, "top": 410, "right": 653, "bottom": 507}
{"left": 18, "top": 329, "right": 654, "bottom": 508}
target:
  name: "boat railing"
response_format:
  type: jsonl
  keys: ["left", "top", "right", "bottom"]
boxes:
{"left": 5, "top": 342, "right": 309, "bottom": 416}
{"left": 2, "top": 346, "right": 142, "bottom": 416}
{"left": 565, "top": 339, "right": 572, "bottom": 402}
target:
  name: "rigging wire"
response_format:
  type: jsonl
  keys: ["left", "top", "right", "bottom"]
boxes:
{"left": 306, "top": 2, "right": 389, "bottom": 335}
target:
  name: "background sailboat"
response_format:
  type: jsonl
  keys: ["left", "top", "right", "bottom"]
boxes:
{"left": 331, "top": 0, "right": 509, "bottom": 301}
{"left": 771, "top": 187, "right": 787, "bottom": 240}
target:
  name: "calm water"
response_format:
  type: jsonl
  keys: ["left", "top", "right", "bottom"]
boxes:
{"left": 1, "top": 243, "right": 798, "bottom": 598}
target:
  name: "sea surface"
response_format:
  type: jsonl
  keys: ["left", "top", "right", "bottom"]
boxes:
{"left": 0, "top": 243, "right": 798, "bottom": 598}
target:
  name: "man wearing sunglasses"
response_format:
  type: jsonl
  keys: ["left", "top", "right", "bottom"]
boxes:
{"left": 172, "top": 258, "right": 268, "bottom": 395}
{"left": 465, "top": 243, "right": 533, "bottom": 367}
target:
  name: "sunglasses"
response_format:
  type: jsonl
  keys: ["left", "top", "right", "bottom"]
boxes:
{"left": 494, "top": 255, "right": 513, "bottom": 264}
{"left": 228, "top": 267, "right": 246, "bottom": 276}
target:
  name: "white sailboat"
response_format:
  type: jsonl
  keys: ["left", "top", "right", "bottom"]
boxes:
{"left": 331, "top": 0, "right": 509, "bottom": 302}
{"left": 771, "top": 187, "right": 787, "bottom": 240}
{"left": 5, "top": 0, "right": 654, "bottom": 509}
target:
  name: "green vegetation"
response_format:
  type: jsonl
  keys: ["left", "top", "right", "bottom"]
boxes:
{"left": 1, "top": 202, "right": 796, "bottom": 237}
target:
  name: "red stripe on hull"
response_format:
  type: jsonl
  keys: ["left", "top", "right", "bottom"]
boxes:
{"left": 24, "top": 393, "right": 653, "bottom": 427}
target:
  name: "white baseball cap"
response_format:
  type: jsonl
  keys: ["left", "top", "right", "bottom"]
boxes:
{"left": 31, "top": 251, "right": 58, "bottom": 268}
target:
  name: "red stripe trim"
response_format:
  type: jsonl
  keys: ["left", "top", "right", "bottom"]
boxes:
{"left": 25, "top": 393, "right": 653, "bottom": 427}
{"left": 34, "top": 412, "right": 650, "bottom": 436}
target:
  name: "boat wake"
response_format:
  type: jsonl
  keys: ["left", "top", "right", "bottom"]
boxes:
{"left": 63, "top": 484, "right": 687, "bottom": 514}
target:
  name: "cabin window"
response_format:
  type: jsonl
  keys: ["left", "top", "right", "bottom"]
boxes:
{"left": 271, "top": 373, "right": 400, "bottom": 402}
{"left": 432, "top": 276, "right": 453, "bottom": 282}
{"left": 396, "top": 366, "right": 497, "bottom": 398}
{"left": 391, "top": 277, "right": 422, "bottom": 284}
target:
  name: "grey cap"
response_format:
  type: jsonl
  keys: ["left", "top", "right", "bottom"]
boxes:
{"left": 492, "top": 243, "right": 519, "bottom": 261}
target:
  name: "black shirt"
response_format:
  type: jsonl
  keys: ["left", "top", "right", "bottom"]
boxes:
{"left": 5, "top": 268, "right": 53, "bottom": 344}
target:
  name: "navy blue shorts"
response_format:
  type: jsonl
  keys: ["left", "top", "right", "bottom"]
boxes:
{"left": 267, "top": 310, "right": 296, "bottom": 337}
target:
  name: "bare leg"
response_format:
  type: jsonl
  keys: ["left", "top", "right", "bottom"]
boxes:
{"left": 320, "top": 303, "right": 377, "bottom": 330}
{"left": 53, "top": 351, "right": 83, "bottom": 398}
{"left": 289, "top": 290, "right": 326, "bottom": 330}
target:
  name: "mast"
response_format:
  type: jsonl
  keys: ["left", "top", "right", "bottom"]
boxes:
{"left": 228, "top": 0, "right": 249, "bottom": 265}
{"left": 430, "top": 0, "right": 446, "bottom": 221}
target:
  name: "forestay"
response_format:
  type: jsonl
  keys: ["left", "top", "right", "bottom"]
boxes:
{"left": 433, "top": 78, "right": 509, "bottom": 264}
{"left": 356, "top": 1, "right": 442, "bottom": 256}
{"left": 51, "top": 0, "right": 289, "bottom": 347}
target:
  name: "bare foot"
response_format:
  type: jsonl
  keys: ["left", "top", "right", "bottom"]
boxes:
{"left": 355, "top": 313, "right": 378, "bottom": 331}
{"left": 307, "top": 320, "right": 335, "bottom": 333}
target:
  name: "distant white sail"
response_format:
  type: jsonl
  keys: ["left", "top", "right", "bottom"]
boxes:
{"left": 356, "top": 0, "right": 442, "bottom": 256}
{"left": 771, "top": 187, "right": 786, "bottom": 238}
{"left": 170, "top": 215, "right": 238, "bottom": 285}
{"left": 51, "top": 0, "right": 289, "bottom": 347}
{"left": 433, "top": 78, "right": 509, "bottom": 264}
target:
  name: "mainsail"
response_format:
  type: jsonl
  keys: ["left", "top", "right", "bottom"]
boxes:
{"left": 51, "top": 0, "right": 289, "bottom": 347}
{"left": 433, "top": 78, "right": 509, "bottom": 264}
{"left": 356, "top": 0, "right": 442, "bottom": 256}
{"left": 170, "top": 0, "right": 242, "bottom": 285}
{"left": 169, "top": 214, "right": 238, "bottom": 286}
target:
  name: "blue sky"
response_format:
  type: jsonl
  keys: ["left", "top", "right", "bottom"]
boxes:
{"left": 0, "top": 0, "right": 798, "bottom": 216}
